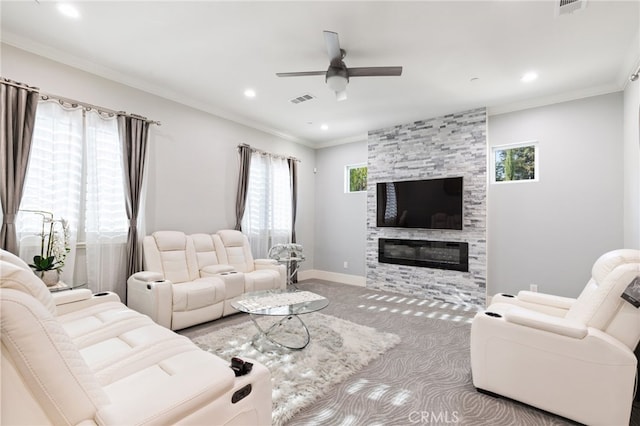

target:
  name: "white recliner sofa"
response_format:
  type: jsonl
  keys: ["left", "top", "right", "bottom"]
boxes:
{"left": 0, "top": 249, "right": 272, "bottom": 426}
{"left": 127, "top": 229, "right": 285, "bottom": 330}
{"left": 471, "top": 249, "right": 640, "bottom": 426}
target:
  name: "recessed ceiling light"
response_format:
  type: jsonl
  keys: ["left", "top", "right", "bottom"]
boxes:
{"left": 320, "top": 124, "right": 329, "bottom": 131}
{"left": 521, "top": 71, "right": 538, "bottom": 83}
{"left": 243, "top": 89, "right": 256, "bottom": 98}
{"left": 57, "top": 3, "right": 80, "bottom": 19}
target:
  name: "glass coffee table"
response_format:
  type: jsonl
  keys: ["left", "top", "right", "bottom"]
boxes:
{"left": 231, "top": 289, "right": 329, "bottom": 350}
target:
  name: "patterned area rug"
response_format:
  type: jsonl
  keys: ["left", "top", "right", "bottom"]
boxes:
{"left": 191, "top": 312, "right": 401, "bottom": 425}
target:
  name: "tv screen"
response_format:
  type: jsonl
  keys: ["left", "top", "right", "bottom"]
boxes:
{"left": 376, "top": 177, "right": 463, "bottom": 230}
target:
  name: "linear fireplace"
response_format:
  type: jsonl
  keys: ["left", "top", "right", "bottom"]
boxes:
{"left": 378, "top": 238, "right": 469, "bottom": 272}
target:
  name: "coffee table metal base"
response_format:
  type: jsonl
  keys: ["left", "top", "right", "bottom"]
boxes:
{"left": 249, "top": 313, "right": 310, "bottom": 350}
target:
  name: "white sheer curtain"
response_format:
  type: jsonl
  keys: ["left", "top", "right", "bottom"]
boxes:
{"left": 241, "top": 152, "right": 292, "bottom": 258}
{"left": 85, "top": 110, "right": 128, "bottom": 296}
{"left": 17, "top": 101, "right": 82, "bottom": 284}
{"left": 17, "top": 101, "right": 130, "bottom": 298}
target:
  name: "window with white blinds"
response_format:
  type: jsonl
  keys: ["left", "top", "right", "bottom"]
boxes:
{"left": 241, "top": 152, "right": 292, "bottom": 258}
{"left": 17, "top": 100, "right": 127, "bottom": 287}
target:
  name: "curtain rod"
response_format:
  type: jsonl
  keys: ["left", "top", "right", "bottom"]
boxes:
{"left": 1, "top": 77, "right": 39, "bottom": 92}
{"left": 630, "top": 64, "right": 640, "bottom": 82}
{"left": 1, "top": 76, "right": 161, "bottom": 126}
{"left": 238, "top": 143, "right": 301, "bottom": 163}
{"left": 39, "top": 93, "right": 161, "bottom": 126}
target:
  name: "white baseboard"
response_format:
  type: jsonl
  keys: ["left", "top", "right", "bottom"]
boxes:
{"left": 298, "top": 269, "right": 366, "bottom": 287}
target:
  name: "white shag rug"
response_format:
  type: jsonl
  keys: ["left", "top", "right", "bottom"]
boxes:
{"left": 192, "top": 312, "right": 401, "bottom": 425}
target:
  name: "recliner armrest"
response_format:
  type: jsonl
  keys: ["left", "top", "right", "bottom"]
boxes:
{"left": 516, "top": 290, "right": 575, "bottom": 310}
{"left": 54, "top": 290, "right": 121, "bottom": 315}
{"left": 129, "top": 270, "right": 164, "bottom": 283}
{"left": 127, "top": 273, "right": 173, "bottom": 328}
{"left": 504, "top": 307, "right": 587, "bottom": 338}
{"left": 254, "top": 262, "right": 286, "bottom": 289}
{"left": 52, "top": 288, "right": 93, "bottom": 306}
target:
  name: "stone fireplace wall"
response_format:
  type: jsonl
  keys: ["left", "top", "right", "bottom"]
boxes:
{"left": 366, "top": 108, "right": 487, "bottom": 307}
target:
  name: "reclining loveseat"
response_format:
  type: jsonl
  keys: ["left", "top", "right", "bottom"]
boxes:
{"left": 0, "top": 249, "right": 272, "bottom": 425}
{"left": 127, "top": 229, "right": 286, "bottom": 330}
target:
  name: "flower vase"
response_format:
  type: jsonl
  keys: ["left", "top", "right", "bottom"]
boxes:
{"left": 37, "top": 270, "right": 60, "bottom": 287}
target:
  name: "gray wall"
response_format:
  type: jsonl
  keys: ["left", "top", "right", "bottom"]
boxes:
{"left": 2, "top": 44, "right": 317, "bottom": 271}
{"left": 487, "top": 92, "right": 624, "bottom": 298}
{"left": 366, "top": 108, "right": 487, "bottom": 307}
{"left": 315, "top": 93, "right": 629, "bottom": 304}
{"left": 623, "top": 78, "right": 640, "bottom": 249}
{"left": 5, "top": 44, "right": 632, "bottom": 301}
{"left": 314, "top": 141, "right": 368, "bottom": 276}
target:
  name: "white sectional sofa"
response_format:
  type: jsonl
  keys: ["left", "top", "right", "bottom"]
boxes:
{"left": 127, "top": 229, "right": 286, "bottom": 330}
{"left": 0, "top": 249, "right": 272, "bottom": 426}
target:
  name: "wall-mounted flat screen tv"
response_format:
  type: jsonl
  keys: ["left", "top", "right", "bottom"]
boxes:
{"left": 376, "top": 177, "right": 463, "bottom": 230}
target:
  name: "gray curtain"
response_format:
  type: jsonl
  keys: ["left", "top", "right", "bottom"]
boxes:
{"left": 288, "top": 158, "right": 299, "bottom": 282}
{"left": 234, "top": 144, "right": 252, "bottom": 230}
{"left": 118, "top": 115, "right": 150, "bottom": 294}
{"left": 288, "top": 158, "right": 298, "bottom": 243}
{"left": 0, "top": 79, "right": 39, "bottom": 254}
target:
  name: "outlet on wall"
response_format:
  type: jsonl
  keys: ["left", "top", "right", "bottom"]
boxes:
{"left": 530, "top": 284, "right": 538, "bottom": 292}
{"left": 343, "top": 261, "right": 348, "bottom": 269}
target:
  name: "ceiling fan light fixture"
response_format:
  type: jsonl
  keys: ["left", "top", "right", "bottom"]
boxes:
{"left": 335, "top": 90, "right": 347, "bottom": 102}
{"left": 326, "top": 74, "right": 348, "bottom": 93}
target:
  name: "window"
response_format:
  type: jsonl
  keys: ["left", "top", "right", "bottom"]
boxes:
{"left": 491, "top": 141, "right": 539, "bottom": 183}
{"left": 345, "top": 163, "right": 367, "bottom": 193}
{"left": 17, "top": 100, "right": 128, "bottom": 287}
{"left": 241, "top": 152, "right": 292, "bottom": 258}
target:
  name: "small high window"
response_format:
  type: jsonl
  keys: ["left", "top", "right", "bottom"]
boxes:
{"left": 492, "top": 141, "right": 539, "bottom": 183}
{"left": 345, "top": 164, "right": 367, "bottom": 193}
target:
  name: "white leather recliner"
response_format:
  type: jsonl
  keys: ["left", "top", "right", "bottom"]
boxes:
{"left": 128, "top": 230, "right": 286, "bottom": 330}
{"left": 128, "top": 231, "right": 227, "bottom": 330}
{"left": 1, "top": 249, "right": 272, "bottom": 426}
{"left": 471, "top": 249, "right": 640, "bottom": 426}
{"left": 216, "top": 230, "right": 286, "bottom": 292}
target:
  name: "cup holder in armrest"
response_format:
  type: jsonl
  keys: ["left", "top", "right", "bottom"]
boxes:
{"left": 501, "top": 293, "right": 515, "bottom": 298}
{"left": 94, "top": 292, "right": 110, "bottom": 297}
{"left": 485, "top": 311, "right": 502, "bottom": 318}
{"left": 220, "top": 271, "right": 238, "bottom": 275}
{"left": 146, "top": 280, "right": 168, "bottom": 290}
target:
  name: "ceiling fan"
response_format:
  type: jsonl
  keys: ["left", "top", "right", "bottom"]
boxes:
{"left": 276, "top": 30, "right": 403, "bottom": 101}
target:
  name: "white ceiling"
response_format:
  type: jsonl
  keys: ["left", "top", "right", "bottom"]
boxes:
{"left": 2, "top": 1, "right": 639, "bottom": 148}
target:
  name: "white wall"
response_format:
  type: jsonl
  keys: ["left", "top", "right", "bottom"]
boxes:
{"left": 1, "top": 44, "right": 316, "bottom": 270}
{"left": 314, "top": 141, "right": 368, "bottom": 277}
{"left": 487, "top": 92, "right": 624, "bottom": 298}
{"left": 623, "top": 77, "right": 640, "bottom": 248}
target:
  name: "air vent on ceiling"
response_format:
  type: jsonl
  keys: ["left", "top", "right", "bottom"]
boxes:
{"left": 556, "top": 0, "right": 587, "bottom": 16}
{"left": 289, "top": 93, "right": 316, "bottom": 104}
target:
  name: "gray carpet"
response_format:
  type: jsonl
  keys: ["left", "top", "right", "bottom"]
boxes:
{"left": 180, "top": 280, "right": 640, "bottom": 426}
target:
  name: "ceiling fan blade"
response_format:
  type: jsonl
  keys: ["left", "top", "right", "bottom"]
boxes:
{"left": 276, "top": 71, "right": 326, "bottom": 77}
{"left": 323, "top": 31, "right": 342, "bottom": 62}
{"left": 347, "top": 66, "right": 403, "bottom": 77}
{"left": 335, "top": 90, "right": 347, "bottom": 101}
